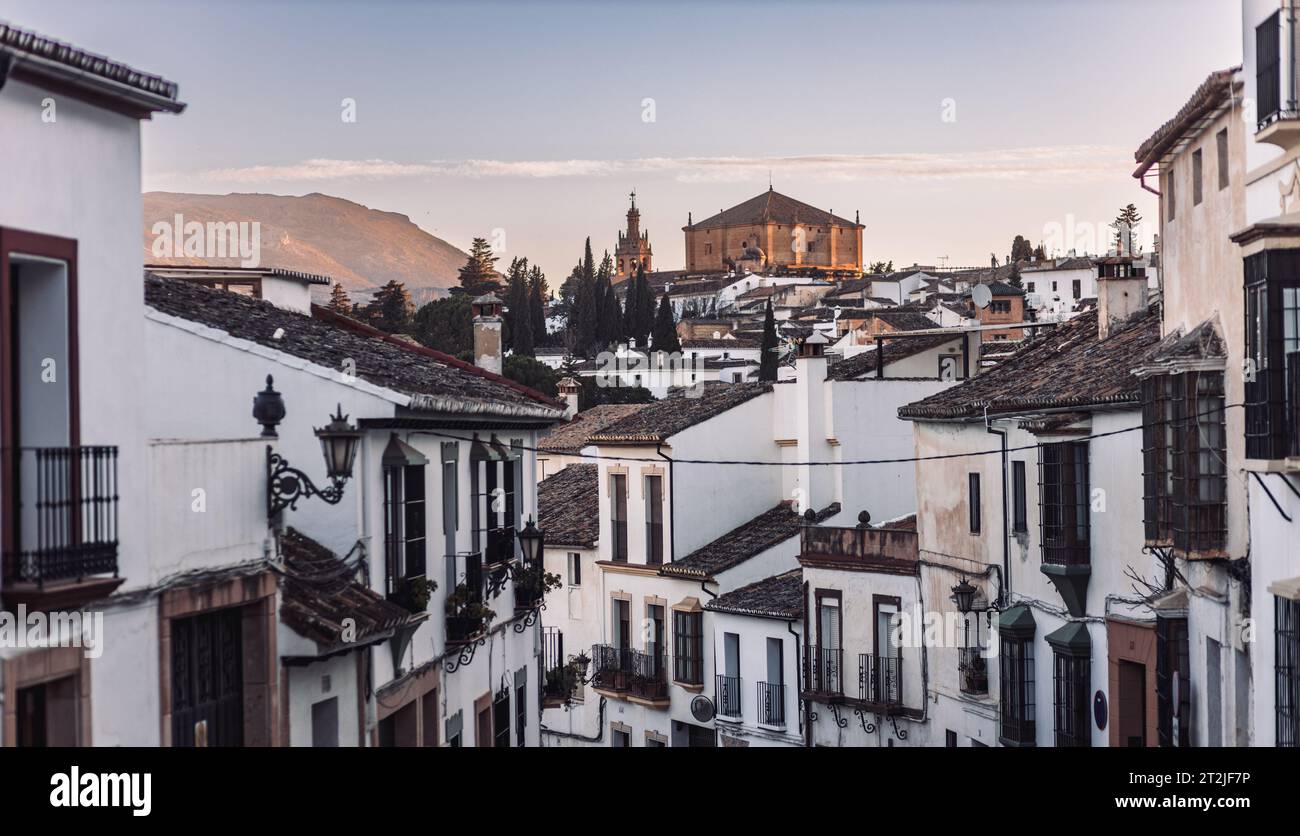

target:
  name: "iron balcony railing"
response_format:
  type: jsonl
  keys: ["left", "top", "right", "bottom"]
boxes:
{"left": 4, "top": 446, "right": 119, "bottom": 585}
{"left": 1289, "top": 351, "right": 1300, "bottom": 458}
{"left": 758, "top": 681, "right": 785, "bottom": 726}
{"left": 591, "top": 644, "right": 668, "bottom": 701}
{"left": 715, "top": 674, "right": 741, "bottom": 719}
{"left": 858, "top": 653, "right": 902, "bottom": 706}
{"left": 803, "top": 646, "right": 843, "bottom": 697}
{"left": 958, "top": 647, "right": 989, "bottom": 695}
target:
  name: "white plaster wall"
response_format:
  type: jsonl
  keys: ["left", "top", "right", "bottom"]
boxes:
{"left": 285, "top": 654, "right": 360, "bottom": 747}
{"left": 709, "top": 610, "right": 802, "bottom": 747}
{"left": 91, "top": 601, "right": 162, "bottom": 746}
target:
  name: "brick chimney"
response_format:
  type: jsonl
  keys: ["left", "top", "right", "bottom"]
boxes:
{"left": 472, "top": 293, "right": 504, "bottom": 375}
{"left": 556, "top": 376, "right": 581, "bottom": 418}
{"left": 1095, "top": 258, "right": 1148, "bottom": 340}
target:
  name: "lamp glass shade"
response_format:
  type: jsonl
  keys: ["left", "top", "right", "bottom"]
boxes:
{"left": 314, "top": 405, "right": 362, "bottom": 480}
{"left": 517, "top": 517, "right": 543, "bottom": 563}
{"left": 952, "top": 578, "right": 977, "bottom": 614}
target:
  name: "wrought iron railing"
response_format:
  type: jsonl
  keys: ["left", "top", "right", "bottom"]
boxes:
{"left": 858, "top": 653, "right": 902, "bottom": 706}
{"left": 715, "top": 674, "right": 741, "bottom": 718}
{"left": 803, "top": 646, "right": 843, "bottom": 697}
{"left": 4, "top": 446, "right": 119, "bottom": 585}
{"left": 958, "top": 647, "right": 989, "bottom": 695}
{"left": 758, "top": 680, "right": 785, "bottom": 726}
{"left": 591, "top": 644, "right": 668, "bottom": 701}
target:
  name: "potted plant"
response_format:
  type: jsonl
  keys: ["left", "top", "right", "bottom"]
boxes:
{"left": 445, "top": 583, "right": 496, "bottom": 642}
{"left": 514, "top": 565, "right": 563, "bottom": 610}
{"left": 391, "top": 575, "right": 437, "bottom": 613}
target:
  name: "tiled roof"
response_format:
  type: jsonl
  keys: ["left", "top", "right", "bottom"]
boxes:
{"left": 1135, "top": 67, "right": 1240, "bottom": 173}
{"left": 144, "top": 274, "right": 565, "bottom": 421}
{"left": 686, "top": 188, "right": 861, "bottom": 231}
{"left": 538, "top": 464, "right": 599, "bottom": 548}
{"left": 871, "top": 310, "right": 941, "bottom": 331}
{"left": 899, "top": 304, "right": 1161, "bottom": 419}
{"left": 0, "top": 22, "right": 184, "bottom": 112}
{"left": 662, "top": 502, "right": 840, "bottom": 579}
{"left": 682, "top": 337, "right": 759, "bottom": 349}
{"left": 588, "top": 382, "right": 772, "bottom": 444}
{"left": 983, "top": 281, "right": 1025, "bottom": 296}
{"left": 705, "top": 569, "right": 803, "bottom": 619}
{"left": 279, "top": 528, "right": 423, "bottom": 649}
{"left": 828, "top": 333, "right": 962, "bottom": 380}
{"left": 537, "top": 404, "right": 649, "bottom": 454}
{"left": 737, "top": 285, "right": 778, "bottom": 300}
{"left": 1139, "top": 316, "right": 1225, "bottom": 368}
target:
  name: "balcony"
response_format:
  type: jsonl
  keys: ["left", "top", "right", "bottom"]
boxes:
{"left": 803, "top": 646, "right": 844, "bottom": 700}
{"left": 542, "top": 626, "right": 577, "bottom": 706}
{"left": 858, "top": 653, "right": 902, "bottom": 709}
{"left": 444, "top": 552, "right": 491, "bottom": 644}
{"left": 800, "top": 524, "right": 918, "bottom": 571}
{"left": 590, "top": 644, "right": 668, "bottom": 704}
{"left": 958, "top": 647, "right": 989, "bottom": 696}
{"left": 715, "top": 674, "right": 741, "bottom": 720}
{"left": 2, "top": 446, "right": 123, "bottom": 609}
{"left": 757, "top": 680, "right": 785, "bottom": 727}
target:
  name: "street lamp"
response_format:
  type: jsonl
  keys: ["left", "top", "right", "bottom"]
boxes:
{"left": 517, "top": 516, "right": 544, "bottom": 564}
{"left": 951, "top": 577, "right": 977, "bottom": 614}
{"left": 256, "top": 376, "right": 362, "bottom": 521}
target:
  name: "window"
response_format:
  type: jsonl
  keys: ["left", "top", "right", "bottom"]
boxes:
{"left": 1217, "top": 128, "right": 1229, "bottom": 189}
{"left": 470, "top": 442, "right": 519, "bottom": 564}
{"left": 1053, "top": 652, "right": 1090, "bottom": 747}
{"left": 1257, "top": 11, "right": 1282, "bottom": 128}
{"left": 673, "top": 610, "right": 703, "bottom": 685}
{"left": 612, "top": 728, "right": 631, "bottom": 747}
{"left": 968, "top": 472, "right": 981, "bottom": 534}
{"left": 814, "top": 592, "right": 843, "bottom": 694}
{"left": 515, "top": 671, "right": 527, "bottom": 747}
{"left": 647, "top": 604, "right": 666, "bottom": 677}
{"left": 1012, "top": 460, "right": 1027, "bottom": 533}
{"left": 1038, "top": 441, "right": 1089, "bottom": 566}
{"left": 1141, "top": 372, "right": 1226, "bottom": 553}
{"left": 1191, "top": 149, "right": 1203, "bottom": 206}
{"left": 1277, "top": 596, "right": 1300, "bottom": 747}
{"left": 610, "top": 473, "right": 628, "bottom": 562}
{"left": 441, "top": 443, "right": 459, "bottom": 592}
{"left": 568, "top": 552, "right": 581, "bottom": 587}
{"left": 493, "top": 686, "right": 511, "bottom": 748}
{"left": 383, "top": 439, "right": 428, "bottom": 599}
{"left": 989, "top": 299, "right": 1011, "bottom": 314}
{"left": 946, "top": 729, "right": 958, "bottom": 747}
{"left": 645, "top": 473, "right": 664, "bottom": 565}
{"left": 1027, "top": 281, "right": 1036, "bottom": 293}
{"left": 1156, "top": 616, "right": 1191, "bottom": 747}
{"left": 15, "top": 675, "right": 80, "bottom": 746}
{"left": 421, "top": 690, "right": 439, "bottom": 747}
{"left": 999, "top": 634, "right": 1035, "bottom": 746}
{"left": 1166, "top": 169, "right": 1176, "bottom": 222}
{"left": 1072, "top": 279, "right": 1081, "bottom": 300}
{"left": 446, "top": 710, "right": 463, "bottom": 747}
{"left": 1244, "top": 249, "right": 1300, "bottom": 459}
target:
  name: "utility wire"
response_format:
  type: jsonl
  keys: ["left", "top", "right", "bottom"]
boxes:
{"left": 410, "top": 403, "right": 1243, "bottom": 468}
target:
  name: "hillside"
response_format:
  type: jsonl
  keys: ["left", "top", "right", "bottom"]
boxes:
{"left": 143, "top": 192, "right": 470, "bottom": 303}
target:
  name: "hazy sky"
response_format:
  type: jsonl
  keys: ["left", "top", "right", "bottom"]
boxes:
{"left": 4, "top": 0, "right": 1242, "bottom": 281}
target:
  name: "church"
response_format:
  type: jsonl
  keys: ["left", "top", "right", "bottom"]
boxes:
{"left": 682, "top": 187, "right": 863, "bottom": 275}
{"left": 613, "top": 190, "right": 652, "bottom": 279}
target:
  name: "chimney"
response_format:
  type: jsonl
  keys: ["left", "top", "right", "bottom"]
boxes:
{"left": 556, "top": 376, "right": 581, "bottom": 419}
{"left": 1095, "top": 258, "right": 1148, "bottom": 340}
{"left": 472, "top": 293, "right": 504, "bottom": 375}
{"left": 794, "top": 331, "right": 833, "bottom": 514}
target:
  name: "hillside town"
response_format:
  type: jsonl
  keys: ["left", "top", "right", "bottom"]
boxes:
{"left": 0, "top": 0, "right": 1297, "bottom": 763}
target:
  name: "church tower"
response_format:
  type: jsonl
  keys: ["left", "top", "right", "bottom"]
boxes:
{"left": 614, "top": 190, "right": 652, "bottom": 280}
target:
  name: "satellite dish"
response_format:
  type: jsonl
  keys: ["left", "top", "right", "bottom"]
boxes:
{"left": 971, "top": 284, "right": 993, "bottom": 309}
{"left": 690, "top": 694, "right": 716, "bottom": 723}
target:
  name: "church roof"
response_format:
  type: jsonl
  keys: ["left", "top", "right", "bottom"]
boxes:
{"left": 685, "top": 188, "right": 862, "bottom": 231}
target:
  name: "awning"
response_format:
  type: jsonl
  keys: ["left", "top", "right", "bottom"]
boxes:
{"left": 997, "top": 604, "right": 1036, "bottom": 637}
{"left": 1268, "top": 576, "right": 1300, "bottom": 602}
{"left": 1044, "top": 621, "right": 1092, "bottom": 654}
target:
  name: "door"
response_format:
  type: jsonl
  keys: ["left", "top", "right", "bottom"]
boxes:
{"left": 172, "top": 607, "right": 244, "bottom": 747}
{"left": 817, "top": 596, "right": 841, "bottom": 692}
{"left": 648, "top": 604, "right": 665, "bottom": 676}
{"left": 721, "top": 632, "right": 740, "bottom": 716}
{"left": 1118, "top": 660, "right": 1146, "bottom": 747}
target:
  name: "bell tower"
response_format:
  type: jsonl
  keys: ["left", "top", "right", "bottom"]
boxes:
{"left": 614, "top": 190, "right": 653, "bottom": 279}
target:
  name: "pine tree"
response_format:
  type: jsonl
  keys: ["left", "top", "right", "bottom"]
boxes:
{"left": 1111, "top": 204, "right": 1143, "bottom": 256}
{"left": 370, "top": 280, "right": 414, "bottom": 333}
{"left": 327, "top": 282, "right": 352, "bottom": 316}
{"left": 650, "top": 293, "right": 680, "bottom": 353}
{"left": 528, "top": 264, "right": 548, "bottom": 346}
{"left": 457, "top": 237, "right": 500, "bottom": 295}
{"left": 759, "top": 299, "right": 779, "bottom": 381}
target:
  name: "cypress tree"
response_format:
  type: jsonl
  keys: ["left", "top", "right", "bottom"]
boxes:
{"left": 650, "top": 293, "right": 681, "bottom": 353}
{"left": 528, "top": 264, "right": 548, "bottom": 346}
{"left": 759, "top": 299, "right": 779, "bottom": 381}
{"left": 634, "top": 267, "right": 656, "bottom": 347}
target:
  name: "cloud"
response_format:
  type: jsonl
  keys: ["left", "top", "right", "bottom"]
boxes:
{"left": 173, "top": 146, "right": 1129, "bottom": 186}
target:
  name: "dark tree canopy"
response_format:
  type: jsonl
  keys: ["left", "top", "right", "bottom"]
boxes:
{"left": 327, "top": 282, "right": 353, "bottom": 316}
{"left": 650, "top": 292, "right": 681, "bottom": 353}
{"left": 413, "top": 295, "right": 473, "bottom": 356}
{"left": 759, "top": 299, "right": 779, "bottom": 382}
{"left": 457, "top": 237, "right": 501, "bottom": 295}
{"left": 503, "top": 354, "right": 558, "bottom": 397}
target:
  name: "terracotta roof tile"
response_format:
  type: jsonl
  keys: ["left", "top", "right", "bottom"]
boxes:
{"left": 589, "top": 382, "right": 772, "bottom": 444}
{"left": 686, "top": 189, "right": 862, "bottom": 231}
{"left": 538, "top": 404, "right": 648, "bottom": 454}
{"left": 538, "top": 464, "right": 599, "bottom": 548}
{"left": 661, "top": 502, "right": 839, "bottom": 579}
{"left": 705, "top": 569, "right": 803, "bottom": 619}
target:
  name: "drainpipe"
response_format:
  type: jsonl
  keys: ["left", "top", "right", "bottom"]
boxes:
{"left": 984, "top": 406, "right": 1011, "bottom": 605}
{"left": 801, "top": 580, "right": 812, "bottom": 747}
{"left": 787, "top": 619, "right": 803, "bottom": 741}
{"left": 656, "top": 444, "right": 676, "bottom": 563}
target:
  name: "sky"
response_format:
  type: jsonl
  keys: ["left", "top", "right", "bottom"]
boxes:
{"left": 2, "top": 0, "right": 1243, "bottom": 281}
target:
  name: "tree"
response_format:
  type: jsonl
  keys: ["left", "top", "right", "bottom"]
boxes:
{"left": 570, "top": 238, "right": 599, "bottom": 356}
{"left": 1032, "top": 243, "right": 1047, "bottom": 261}
{"left": 633, "top": 266, "right": 656, "bottom": 348}
{"left": 369, "top": 280, "right": 414, "bottom": 333}
{"left": 503, "top": 354, "right": 557, "bottom": 397}
{"left": 600, "top": 277, "right": 623, "bottom": 347}
{"left": 990, "top": 252, "right": 998, "bottom": 268}
{"left": 503, "top": 257, "right": 533, "bottom": 356}
{"left": 622, "top": 270, "right": 639, "bottom": 344}
{"left": 1010, "top": 235, "right": 1034, "bottom": 263}
{"left": 759, "top": 300, "right": 779, "bottom": 381}
{"left": 413, "top": 295, "right": 473, "bottom": 356}
{"left": 1007, "top": 264, "right": 1023, "bottom": 288}
{"left": 327, "top": 282, "right": 352, "bottom": 316}
{"left": 528, "top": 264, "right": 548, "bottom": 346}
{"left": 868, "top": 260, "right": 893, "bottom": 274}
{"left": 1111, "top": 204, "right": 1143, "bottom": 256}
{"left": 579, "top": 375, "right": 655, "bottom": 408}
{"left": 650, "top": 293, "right": 680, "bottom": 353}
{"left": 457, "top": 237, "right": 500, "bottom": 295}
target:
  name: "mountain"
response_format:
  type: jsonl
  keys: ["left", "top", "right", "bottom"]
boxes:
{"left": 143, "top": 192, "right": 470, "bottom": 303}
